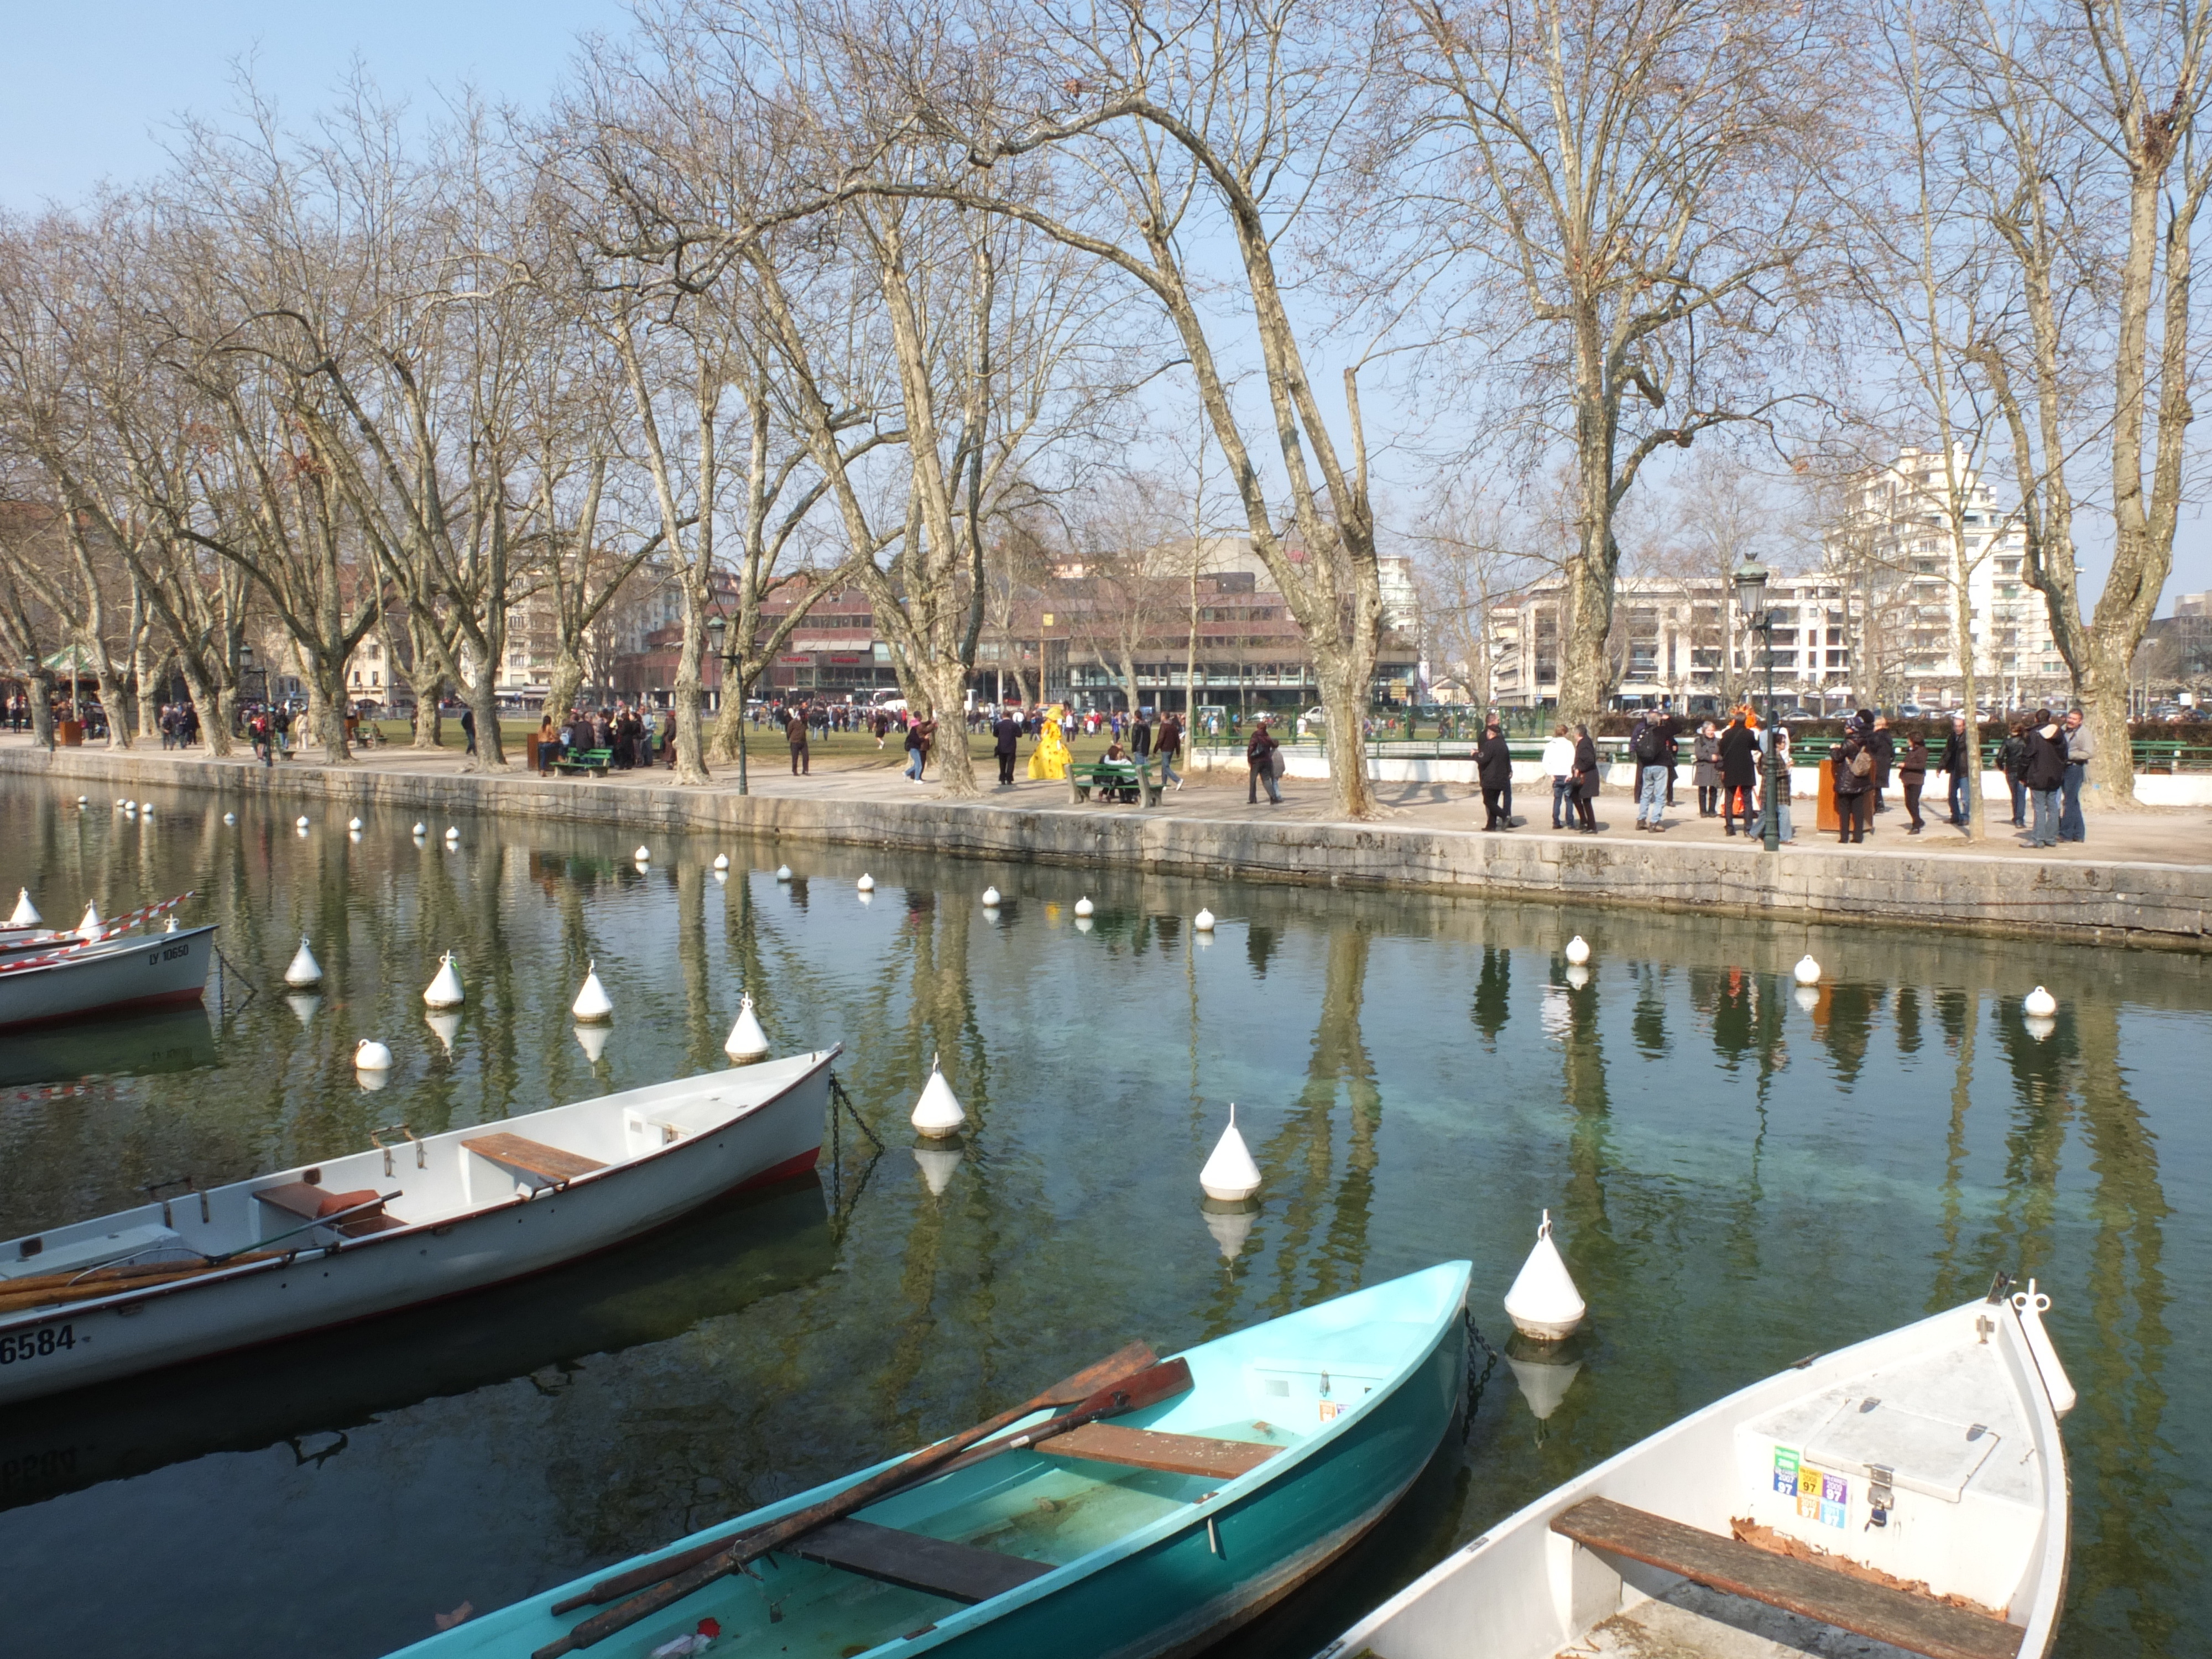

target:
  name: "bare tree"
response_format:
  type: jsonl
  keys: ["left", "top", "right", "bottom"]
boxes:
{"left": 1388, "top": 0, "right": 1844, "bottom": 731}
{"left": 1958, "top": 0, "right": 2212, "bottom": 810}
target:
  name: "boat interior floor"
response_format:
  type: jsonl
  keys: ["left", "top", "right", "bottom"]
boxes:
{"left": 1564, "top": 1582, "right": 1931, "bottom": 1659}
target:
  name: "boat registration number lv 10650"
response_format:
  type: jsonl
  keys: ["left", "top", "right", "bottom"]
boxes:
{"left": 0, "top": 1324, "right": 77, "bottom": 1365}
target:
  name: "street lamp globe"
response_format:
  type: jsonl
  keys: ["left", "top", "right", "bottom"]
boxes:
{"left": 706, "top": 614, "right": 728, "bottom": 659}
{"left": 1731, "top": 560, "right": 1770, "bottom": 612}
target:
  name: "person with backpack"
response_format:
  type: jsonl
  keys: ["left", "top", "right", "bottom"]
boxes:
{"left": 1632, "top": 709, "right": 1676, "bottom": 831}
{"left": 1246, "top": 716, "right": 1281, "bottom": 805}
{"left": 1834, "top": 715, "right": 1876, "bottom": 843}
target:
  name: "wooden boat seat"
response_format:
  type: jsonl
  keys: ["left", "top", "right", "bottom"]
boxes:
{"left": 1551, "top": 1498, "right": 2022, "bottom": 1659}
{"left": 253, "top": 1183, "right": 403, "bottom": 1239}
{"left": 786, "top": 1517, "right": 1055, "bottom": 1604}
{"left": 462, "top": 1133, "right": 608, "bottom": 1189}
{"left": 1043, "top": 1422, "right": 1281, "bottom": 1480}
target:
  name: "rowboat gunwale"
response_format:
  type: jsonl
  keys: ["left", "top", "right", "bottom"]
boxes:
{"left": 390, "top": 1259, "right": 1475, "bottom": 1659}
{"left": 0, "top": 921, "right": 218, "bottom": 1031}
{"left": 1314, "top": 1288, "right": 2072, "bottom": 1659}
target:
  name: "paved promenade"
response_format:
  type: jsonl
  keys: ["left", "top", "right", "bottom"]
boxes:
{"left": 6, "top": 734, "right": 2208, "bottom": 948}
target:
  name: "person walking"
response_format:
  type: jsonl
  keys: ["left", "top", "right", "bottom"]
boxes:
{"left": 787, "top": 704, "right": 811, "bottom": 775}
{"left": 2024, "top": 710, "right": 2068, "bottom": 848}
{"left": 1940, "top": 713, "right": 1973, "bottom": 827}
{"left": 1475, "top": 718, "right": 1514, "bottom": 830}
{"left": 2058, "top": 709, "right": 2093, "bottom": 842}
{"left": 1131, "top": 710, "right": 1152, "bottom": 761}
{"left": 1834, "top": 716, "right": 1875, "bottom": 844}
{"left": 1692, "top": 721, "right": 1721, "bottom": 816}
{"left": 1156, "top": 709, "right": 1183, "bottom": 790}
{"left": 992, "top": 706, "right": 1020, "bottom": 786}
{"left": 905, "top": 715, "right": 934, "bottom": 781}
{"left": 1631, "top": 709, "right": 1674, "bottom": 831}
{"left": 1570, "top": 724, "right": 1600, "bottom": 832}
{"left": 1542, "top": 723, "right": 1577, "bottom": 828}
{"left": 1246, "top": 716, "right": 1281, "bottom": 805}
{"left": 2000, "top": 717, "right": 2031, "bottom": 827}
{"left": 460, "top": 705, "right": 477, "bottom": 757}
{"left": 1717, "top": 712, "right": 1758, "bottom": 836}
{"left": 1869, "top": 714, "right": 1894, "bottom": 813}
{"left": 1898, "top": 728, "right": 1929, "bottom": 833}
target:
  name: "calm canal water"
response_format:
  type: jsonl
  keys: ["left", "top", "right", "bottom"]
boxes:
{"left": 0, "top": 781, "right": 2205, "bottom": 1658}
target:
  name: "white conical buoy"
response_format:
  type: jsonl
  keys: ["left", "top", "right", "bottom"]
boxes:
{"left": 910, "top": 1056, "right": 967, "bottom": 1138}
{"left": 164, "top": 915, "right": 179, "bottom": 933}
{"left": 775, "top": 864, "right": 792, "bottom": 881}
{"left": 914, "top": 1145, "right": 963, "bottom": 1197}
{"left": 713, "top": 853, "right": 729, "bottom": 871}
{"left": 140, "top": 803, "right": 153, "bottom": 818}
{"left": 857, "top": 873, "right": 875, "bottom": 892}
{"left": 444, "top": 825, "right": 460, "bottom": 841}
{"left": 348, "top": 817, "right": 363, "bottom": 832}
{"left": 634, "top": 844, "right": 651, "bottom": 863}
{"left": 1504, "top": 1210, "right": 1587, "bottom": 1341}
{"left": 296, "top": 815, "right": 310, "bottom": 830}
{"left": 1074, "top": 896, "right": 1094, "bottom": 917}
{"left": 571, "top": 961, "right": 614, "bottom": 1023}
{"left": 575, "top": 1022, "right": 611, "bottom": 1064}
{"left": 123, "top": 800, "right": 136, "bottom": 815}
{"left": 2024, "top": 985, "right": 2057, "bottom": 1019}
{"left": 424, "top": 951, "right": 465, "bottom": 1009}
{"left": 1194, "top": 907, "right": 1215, "bottom": 932}
{"left": 354, "top": 1037, "right": 393, "bottom": 1072}
{"left": 724, "top": 995, "right": 770, "bottom": 1063}
{"left": 1199, "top": 1105, "right": 1262, "bottom": 1201}
{"left": 76, "top": 795, "right": 87, "bottom": 807}
{"left": 982, "top": 886, "right": 1001, "bottom": 907}
{"left": 223, "top": 811, "right": 237, "bottom": 826}
{"left": 8, "top": 890, "right": 39, "bottom": 928}
{"left": 1564, "top": 935, "right": 1590, "bottom": 965}
{"left": 425, "top": 1009, "right": 462, "bottom": 1053}
{"left": 77, "top": 901, "right": 102, "bottom": 937}
{"left": 1201, "top": 1197, "right": 1259, "bottom": 1262}
{"left": 412, "top": 822, "right": 426, "bottom": 837}
{"left": 1794, "top": 954, "right": 1822, "bottom": 985}
{"left": 284, "top": 935, "right": 323, "bottom": 988}
{"left": 2010, "top": 1279, "right": 2077, "bottom": 1416}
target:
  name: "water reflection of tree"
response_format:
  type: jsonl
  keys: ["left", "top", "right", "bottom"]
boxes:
{"left": 1253, "top": 926, "right": 1379, "bottom": 1321}
{"left": 1557, "top": 959, "right": 1619, "bottom": 1296}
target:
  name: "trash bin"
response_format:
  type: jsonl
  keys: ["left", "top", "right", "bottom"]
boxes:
{"left": 56, "top": 718, "right": 83, "bottom": 747}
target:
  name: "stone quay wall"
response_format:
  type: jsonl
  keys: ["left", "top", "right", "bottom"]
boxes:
{"left": 7, "top": 747, "right": 2206, "bottom": 952}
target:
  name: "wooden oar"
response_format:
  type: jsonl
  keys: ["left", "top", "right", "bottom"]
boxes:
{"left": 901, "top": 1357, "right": 1194, "bottom": 1484}
{"left": 536, "top": 1343, "right": 1171, "bottom": 1655}
{"left": 0, "top": 1253, "right": 285, "bottom": 1316}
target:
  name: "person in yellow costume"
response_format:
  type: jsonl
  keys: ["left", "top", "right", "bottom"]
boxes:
{"left": 1028, "top": 705, "right": 1072, "bottom": 780}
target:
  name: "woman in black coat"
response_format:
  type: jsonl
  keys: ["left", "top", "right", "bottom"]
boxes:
{"left": 1474, "top": 723, "right": 1515, "bottom": 830}
{"left": 1833, "top": 723, "right": 1874, "bottom": 843}
{"left": 1717, "top": 716, "right": 1759, "bottom": 835}
{"left": 1571, "top": 726, "right": 1600, "bottom": 832}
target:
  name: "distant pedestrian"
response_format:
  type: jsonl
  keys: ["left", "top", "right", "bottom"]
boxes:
{"left": 2058, "top": 710, "right": 2091, "bottom": 842}
{"left": 2024, "top": 711, "right": 2068, "bottom": 848}
{"left": 1570, "top": 725, "right": 1600, "bottom": 832}
{"left": 1940, "top": 714, "right": 1973, "bottom": 827}
{"left": 1834, "top": 715, "right": 1875, "bottom": 844}
{"left": 1246, "top": 717, "right": 1281, "bottom": 805}
{"left": 1475, "top": 719, "right": 1514, "bottom": 830}
{"left": 1631, "top": 709, "right": 1675, "bottom": 831}
{"left": 460, "top": 705, "right": 476, "bottom": 756}
{"left": 1869, "top": 714, "right": 1894, "bottom": 813}
{"left": 905, "top": 716, "right": 933, "bottom": 781}
{"left": 1156, "top": 711, "right": 1184, "bottom": 790}
{"left": 1542, "top": 724, "right": 1575, "bottom": 828}
{"left": 2001, "top": 718, "right": 2031, "bottom": 827}
{"left": 1898, "top": 729, "right": 1928, "bottom": 833}
{"left": 1717, "top": 712, "right": 1758, "bottom": 835}
{"left": 786, "top": 706, "right": 810, "bottom": 775}
{"left": 993, "top": 707, "right": 1020, "bottom": 786}
{"left": 1692, "top": 721, "right": 1720, "bottom": 816}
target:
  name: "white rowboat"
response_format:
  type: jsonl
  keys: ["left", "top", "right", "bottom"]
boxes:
{"left": 1321, "top": 1280, "right": 2072, "bottom": 1659}
{"left": 0, "top": 922, "right": 216, "bottom": 1031}
{"left": 0, "top": 1048, "right": 839, "bottom": 1405}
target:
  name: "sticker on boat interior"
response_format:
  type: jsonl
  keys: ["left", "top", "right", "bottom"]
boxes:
{"left": 1772, "top": 1445, "right": 1800, "bottom": 1495}
{"left": 1793, "top": 1463, "right": 1849, "bottom": 1527}
{"left": 1319, "top": 1401, "right": 1343, "bottom": 1422}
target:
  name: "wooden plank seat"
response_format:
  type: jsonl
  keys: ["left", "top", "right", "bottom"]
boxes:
{"left": 253, "top": 1182, "right": 403, "bottom": 1238}
{"left": 1042, "top": 1422, "right": 1281, "bottom": 1480}
{"left": 462, "top": 1132, "right": 608, "bottom": 1190}
{"left": 785, "top": 1517, "right": 1055, "bottom": 1605}
{"left": 1551, "top": 1498, "right": 2022, "bottom": 1659}
{"left": 551, "top": 747, "right": 614, "bottom": 778}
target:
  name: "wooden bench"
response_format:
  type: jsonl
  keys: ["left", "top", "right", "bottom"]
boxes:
{"left": 1044, "top": 1422, "right": 1280, "bottom": 1480}
{"left": 786, "top": 1518, "right": 1054, "bottom": 1604}
{"left": 253, "top": 1182, "right": 404, "bottom": 1238}
{"left": 1067, "top": 758, "right": 1161, "bottom": 807}
{"left": 462, "top": 1133, "right": 608, "bottom": 1191}
{"left": 1551, "top": 1497, "right": 2022, "bottom": 1659}
{"left": 551, "top": 747, "right": 614, "bottom": 778}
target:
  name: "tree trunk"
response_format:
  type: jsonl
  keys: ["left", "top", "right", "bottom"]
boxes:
{"left": 673, "top": 581, "right": 710, "bottom": 786}
{"left": 1554, "top": 529, "right": 1618, "bottom": 731}
{"left": 1316, "top": 646, "right": 1376, "bottom": 818}
{"left": 917, "top": 657, "right": 979, "bottom": 796}
{"left": 467, "top": 670, "right": 505, "bottom": 771}
{"left": 2077, "top": 648, "right": 2136, "bottom": 813}
{"left": 27, "top": 669, "right": 55, "bottom": 750}
{"left": 178, "top": 661, "right": 221, "bottom": 755}
{"left": 308, "top": 661, "right": 352, "bottom": 763}
{"left": 544, "top": 654, "right": 584, "bottom": 732}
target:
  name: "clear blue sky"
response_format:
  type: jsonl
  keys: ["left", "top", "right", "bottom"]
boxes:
{"left": 0, "top": 1, "right": 625, "bottom": 210}
{"left": 4, "top": 2, "right": 2203, "bottom": 609}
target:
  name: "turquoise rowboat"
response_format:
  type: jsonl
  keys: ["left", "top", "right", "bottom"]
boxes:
{"left": 392, "top": 1260, "right": 1472, "bottom": 1659}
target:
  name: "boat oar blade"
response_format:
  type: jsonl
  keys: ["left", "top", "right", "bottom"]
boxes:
{"left": 542, "top": 1342, "right": 1163, "bottom": 1632}
{"left": 930, "top": 1355, "right": 1196, "bottom": 1479}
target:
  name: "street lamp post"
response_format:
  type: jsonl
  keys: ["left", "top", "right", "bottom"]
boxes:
{"left": 1733, "top": 561, "right": 1781, "bottom": 852}
{"left": 704, "top": 614, "right": 749, "bottom": 796}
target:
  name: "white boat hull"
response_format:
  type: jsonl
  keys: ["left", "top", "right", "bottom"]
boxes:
{"left": 0, "top": 924, "right": 215, "bottom": 1030}
{"left": 0, "top": 1050, "right": 839, "bottom": 1404}
{"left": 1322, "top": 1290, "right": 2071, "bottom": 1659}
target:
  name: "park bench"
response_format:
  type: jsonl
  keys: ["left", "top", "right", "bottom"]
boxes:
{"left": 1067, "top": 757, "right": 1162, "bottom": 807}
{"left": 551, "top": 747, "right": 614, "bottom": 779}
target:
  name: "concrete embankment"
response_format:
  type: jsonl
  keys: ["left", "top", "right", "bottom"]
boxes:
{"left": 8, "top": 745, "right": 2208, "bottom": 951}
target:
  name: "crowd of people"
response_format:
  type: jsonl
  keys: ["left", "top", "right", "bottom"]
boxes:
{"left": 538, "top": 705, "right": 680, "bottom": 771}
